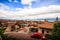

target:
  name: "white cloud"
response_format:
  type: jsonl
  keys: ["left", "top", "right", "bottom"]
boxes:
{"left": 0, "top": 3, "right": 60, "bottom": 20}
{"left": 21, "top": 0, "right": 38, "bottom": 8}
{"left": 9, "top": 0, "right": 12, "bottom": 2}
{"left": 9, "top": 0, "right": 19, "bottom": 3}
{"left": 14, "top": 5, "right": 60, "bottom": 16}
{"left": 21, "top": 0, "right": 31, "bottom": 4}
{"left": 0, "top": 3, "right": 10, "bottom": 10}
{"left": 21, "top": 0, "right": 38, "bottom": 4}
{"left": 14, "top": 0, "right": 19, "bottom": 3}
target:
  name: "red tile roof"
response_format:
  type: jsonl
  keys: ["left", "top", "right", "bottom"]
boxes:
{"left": 38, "top": 21, "right": 54, "bottom": 29}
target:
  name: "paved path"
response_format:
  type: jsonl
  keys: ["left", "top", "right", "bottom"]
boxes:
{"left": 4, "top": 32, "right": 41, "bottom": 40}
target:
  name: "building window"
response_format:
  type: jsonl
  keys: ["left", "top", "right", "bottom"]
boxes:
{"left": 42, "top": 29, "right": 44, "bottom": 34}
{"left": 47, "top": 31, "right": 49, "bottom": 33}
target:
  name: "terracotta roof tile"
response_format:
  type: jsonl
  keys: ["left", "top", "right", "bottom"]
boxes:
{"left": 38, "top": 22, "right": 54, "bottom": 29}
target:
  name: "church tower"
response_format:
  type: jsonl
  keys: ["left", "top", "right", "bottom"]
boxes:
{"left": 56, "top": 17, "right": 58, "bottom": 22}
{"left": 55, "top": 17, "right": 58, "bottom": 23}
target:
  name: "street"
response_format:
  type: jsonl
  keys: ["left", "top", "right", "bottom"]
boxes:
{"left": 4, "top": 32, "right": 41, "bottom": 40}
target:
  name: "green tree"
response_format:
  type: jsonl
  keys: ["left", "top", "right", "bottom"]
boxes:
{"left": 52, "top": 22, "right": 60, "bottom": 40}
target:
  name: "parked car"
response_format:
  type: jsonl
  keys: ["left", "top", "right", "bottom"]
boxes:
{"left": 31, "top": 32, "right": 46, "bottom": 40}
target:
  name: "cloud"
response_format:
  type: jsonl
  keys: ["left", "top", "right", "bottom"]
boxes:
{"left": 0, "top": 3, "right": 60, "bottom": 20}
{"left": 9, "top": 0, "right": 19, "bottom": 3}
{"left": 21, "top": 0, "right": 38, "bottom": 8}
{"left": 14, "top": 5, "right": 60, "bottom": 16}
{"left": 21, "top": 0, "right": 38, "bottom": 4}
{"left": 14, "top": 0, "right": 19, "bottom": 3}
{"left": 9, "top": 0, "right": 12, "bottom": 2}
{"left": 0, "top": 3, "right": 10, "bottom": 10}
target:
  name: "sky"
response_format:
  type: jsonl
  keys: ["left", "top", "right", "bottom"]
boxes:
{"left": 0, "top": 0, "right": 60, "bottom": 20}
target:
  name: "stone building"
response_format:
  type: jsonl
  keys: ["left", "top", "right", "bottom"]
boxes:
{"left": 2, "top": 17, "right": 60, "bottom": 35}
{"left": 37, "top": 17, "right": 59, "bottom": 35}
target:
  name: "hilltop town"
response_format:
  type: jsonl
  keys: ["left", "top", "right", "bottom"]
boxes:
{"left": 0, "top": 17, "right": 60, "bottom": 35}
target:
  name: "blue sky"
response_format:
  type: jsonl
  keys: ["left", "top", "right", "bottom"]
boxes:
{"left": 0, "top": 0, "right": 60, "bottom": 8}
{"left": 0, "top": 0, "right": 60, "bottom": 20}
